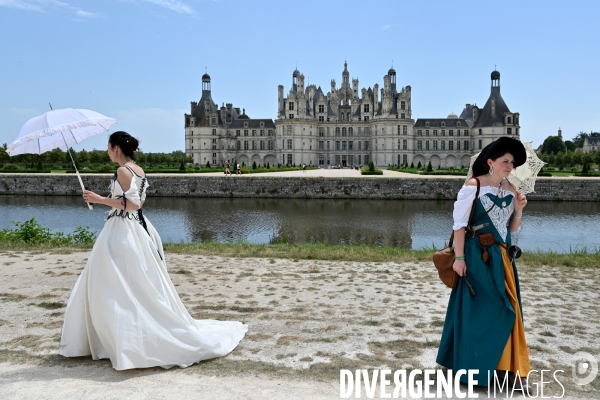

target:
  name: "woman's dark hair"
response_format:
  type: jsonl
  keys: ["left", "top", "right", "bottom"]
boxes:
{"left": 109, "top": 131, "right": 140, "bottom": 160}
{"left": 479, "top": 150, "right": 517, "bottom": 174}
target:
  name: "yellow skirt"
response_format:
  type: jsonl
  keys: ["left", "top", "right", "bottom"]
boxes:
{"left": 496, "top": 244, "right": 531, "bottom": 376}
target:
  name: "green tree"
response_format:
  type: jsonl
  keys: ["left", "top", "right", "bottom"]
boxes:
{"left": 417, "top": 161, "right": 422, "bottom": 169}
{"left": 561, "top": 151, "right": 573, "bottom": 167}
{"left": 540, "top": 136, "right": 566, "bottom": 155}
{"left": 426, "top": 161, "right": 433, "bottom": 172}
{"left": 564, "top": 140, "right": 576, "bottom": 152}
{"left": 572, "top": 151, "right": 583, "bottom": 167}
{"left": 594, "top": 150, "right": 600, "bottom": 166}
{"left": 252, "top": 161, "right": 257, "bottom": 170}
{"left": 76, "top": 149, "right": 89, "bottom": 167}
{"left": 583, "top": 152, "right": 594, "bottom": 166}
{"left": 0, "top": 143, "right": 9, "bottom": 165}
{"left": 205, "top": 161, "right": 211, "bottom": 168}
{"left": 179, "top": 159, "right": 186, "bottom": 171}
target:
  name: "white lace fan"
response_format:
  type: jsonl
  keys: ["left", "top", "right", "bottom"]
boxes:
{"left": 465, "top": 141, "right": 546, "bottom": 194}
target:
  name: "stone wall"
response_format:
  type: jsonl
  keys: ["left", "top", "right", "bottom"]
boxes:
{"left": 1, "top": 174, "right": 599, "bottom": 201}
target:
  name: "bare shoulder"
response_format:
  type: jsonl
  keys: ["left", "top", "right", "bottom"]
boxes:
{"left": 465, "top": 178, "right": 478, "bottom": 187}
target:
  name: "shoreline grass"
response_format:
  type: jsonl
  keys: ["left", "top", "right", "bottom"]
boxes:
{"left": 0, "top": 241, "right": 598, "bottom": 268}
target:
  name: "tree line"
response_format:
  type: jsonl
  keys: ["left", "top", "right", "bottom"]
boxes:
{"left": 0, "top": 144, "right": 192, "bottom": 171}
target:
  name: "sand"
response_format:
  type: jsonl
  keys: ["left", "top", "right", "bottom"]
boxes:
{"left": 0, "top": 250, "right": 598, "bottom": 399}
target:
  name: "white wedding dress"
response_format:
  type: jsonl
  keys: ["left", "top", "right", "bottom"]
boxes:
{"left": 59, "top": 166, "right": 248, "bottom": 370}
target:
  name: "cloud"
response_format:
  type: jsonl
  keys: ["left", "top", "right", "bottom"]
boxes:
{"left": 382, "top": 24, "right": 401, "bottom": 30}
{"left": 0, "top": 0, "right": 102, "bottom": 18}
{"left": 121, "top": 0, "right": 195, "bottom": 14}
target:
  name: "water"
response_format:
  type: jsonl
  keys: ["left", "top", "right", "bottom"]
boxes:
{"left": 1, "top": 196, "right": 599, "bottom": 253}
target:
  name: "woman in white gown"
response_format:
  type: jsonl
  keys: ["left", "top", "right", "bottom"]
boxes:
{"left": 59, "top": 131, "right": 247, "bottom": 370}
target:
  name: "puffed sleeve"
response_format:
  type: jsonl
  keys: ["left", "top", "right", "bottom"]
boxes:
{"left": 452, "top": 186, "right": 477, "bottom": 230}
{"left": 113, "top": 177, "right": 141, "bottom": 207}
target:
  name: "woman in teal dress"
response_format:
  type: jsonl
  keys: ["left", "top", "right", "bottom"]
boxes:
{"left": 437, "top": 137, "right": 531, "bottom": 389}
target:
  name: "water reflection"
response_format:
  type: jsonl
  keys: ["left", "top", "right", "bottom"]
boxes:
{"left": 0, "top": 196, "right": 598, "bottom": 253}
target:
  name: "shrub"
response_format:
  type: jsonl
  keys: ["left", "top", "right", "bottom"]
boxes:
{"left": 410, "top": 162, "right": 414, "bottom": 168}
{"left": 180, "top": 160, "right": 186, "bottom": 171}
{"left": 417, "top": 161, "right": 422, "bottom": 169}
{"left": 2, "top": 164, "right": 19, "bottom": 171}
{"left": 97, "top": 164, "right": 114, "bottom": 173}
{"left": 427, "top": 161, "right": 433, "bottom": 172}
{"left": 205, "top": 161, "right": 211, "bottom": 169}
{"left": 252, "top": 161, "right": 257, "bottom": 170}
{"left": 0, "top": 218, "right": 96, "bottom": 244}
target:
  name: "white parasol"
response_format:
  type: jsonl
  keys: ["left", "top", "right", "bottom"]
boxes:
{"left": 465, "top": 141, "right": 546, "bottom": 194}
{"left": 7, "top": 107, "right": 117, "bottom": 209}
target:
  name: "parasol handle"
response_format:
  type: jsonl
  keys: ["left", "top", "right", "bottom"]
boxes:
{"left": 61, "top": 133, "right": 93, "bottom": 210}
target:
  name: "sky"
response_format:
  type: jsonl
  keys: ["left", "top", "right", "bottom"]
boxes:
{"left": 1, "top": 0, "right": 599, "bottom": 153}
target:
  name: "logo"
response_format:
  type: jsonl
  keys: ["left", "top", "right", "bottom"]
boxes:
{"left": 572, "top": 351, "right": 598, "bottom": 386}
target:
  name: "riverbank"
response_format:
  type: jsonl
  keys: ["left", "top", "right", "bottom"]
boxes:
{"left": 2, "top": 171, "right": 600, "bottom": 201}
{"left": 0, "top": 245, "right": 598, "bottom": 399}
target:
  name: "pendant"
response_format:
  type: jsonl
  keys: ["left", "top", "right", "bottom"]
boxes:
{"left": 502, "top": 201, "right": 506, "bottom": 208}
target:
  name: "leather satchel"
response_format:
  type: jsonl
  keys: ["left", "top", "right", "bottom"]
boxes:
{"left": 433, "top": 178, "right": 480, "bottom": 288}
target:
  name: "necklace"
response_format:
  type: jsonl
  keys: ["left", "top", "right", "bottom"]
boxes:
{"left": 487, "top": 175, "right": 503, "bottom": 196}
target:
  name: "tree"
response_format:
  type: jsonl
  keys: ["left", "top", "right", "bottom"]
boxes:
{"left": 572, "top": 151, "right": 583, "bottom": 167}
{"left": 427, "top": 161, "right": 433, "bottom": 172}
{"left": 410, "top": 162, "right": 414, "bottom": 168}
{"left": 417, "top": 161, "right": 422, "bottom": 169}
{"left": 205, "top": 161, "right": 211, "bottom": 168}
{"left": 561, "top": 151, "right": 573, "bottom": 167}
{"left": 564, "top": 140, "right": 576, "bottom": 152}
{"left": 0, "top": 143, "right": 9, "bottom": 165}
{"left": 594, "top": 150, "right": 600, "bottom": 166}
{"left": 540, "top": 136, "right": 566, "bottom": 155}
{"left": 179, "top": 159, "right": 186, "bottom": 171}
{"left": 252, "top": 161, "right": 257, "bottom": 170}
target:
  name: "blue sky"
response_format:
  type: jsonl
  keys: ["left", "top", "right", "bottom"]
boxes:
{"left": 1, "top": 0, "right": 599, "bottom": 153}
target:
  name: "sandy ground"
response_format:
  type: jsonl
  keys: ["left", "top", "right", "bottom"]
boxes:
{"left": 0, "top": 251, "right": 599, "bottom": 399}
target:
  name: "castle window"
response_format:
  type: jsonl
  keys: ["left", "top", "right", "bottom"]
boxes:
{"left": 401, "top": 101, "right": 406, "bottom": 110}
{"left": 441, "top": 122, "right": 445, "bottom": 128}
{"left": 417, "top": 130, "right": 422, "bottom": 136}
{"left": 425, "top": 130, "right": 430, "bottom": 136}
{"left": 417, "top": 140, "right": 422, "bottom": 150}
{"left": 260, "top": 130, "right": 265, "bottom": 136}
{"left": 211, "top": 117, "right": 216, "bottom": 125}
{"left": 335, "top": 141, "right": 340, "bottom": 150}
{"left": 507, "top": 117, "right": 511, "bottom": 124}
{"left": 335, "top": 127, "right": 341, "bottom": 137}
{"left": 403, "top": 140, "right": 407, "bottom": 150}
{"left": 340, "top": 113, "right": 345, "bottom": 121}
{"left": 342, "top": 141, "right": 347, "bottom": 150}
{"left": 433, "top": 130, "right": 438, "bottom": 136}
{"left": 425, "top": 122, "right": 429, "bottom": 128}
{"left": 364, "top": 104, "right": 370, "bottom": 113}
{"left": 456, "top": 141, "right": 461, "bottom": 151}
{"left": 252, "top": 140, "right": 257, "bottom": 150}
{"left": 319, "top": 128, "right": 324, "bottom": 137}
{"left": 287, "top": 125, "right": 292, "bottom": 135}
{"left": 252, "top": 130, "right": 257, "bottom": 136}
{"left": 287, "top": 139, "right": 292, "bottom": 149}
{"left": 364, "top": 141, "right": 369, "bottom": 150}
{"left": 319, "top": 116, "right": 324, "bottom": 121}
{"left": 433, "top": 140, "right": 438, "bottom": 150}
{"left": 464, "top": 130, "right": 469, "bottom": 136}
{"left": 401, "top": 113, "right": 405, "bottom": 119}
{"left": 349, "top": 141, "right": 353, "bottom": 150}
{"left": 349, "top": 127, "right": 353, "bottom": 136}
{"left": 342, "top": 128, "right": 347, "bottom": 137}
{"left": 260, "top": 140, "right": 265, "bottom": 150}
{"left": 425, "top": 141, "right": 430, "bottom": 150}
{"left": 478, "top": 129, "right": 482, "bottom": 135}
{"left": 268, "top": 130, "right": 273, "bottom": 136}
{"left": 464, "top": 141, "right": 469, "bottom": 150}
{"left": 289, "top": 114, "right": 294, "bottom": 119}
{"left": 457, "top": 122, "right": 461, "bottom": 127}
{"left": 449, "top": 141, "right": 454, "bottom": 151}
{"left": 268, "top": 140, "right": 274, "bottom": 150}
{"left": 318, "top": 104, "right": 325, "bottom": 113}
{"left": 403, "top": 125, "right": 407, "bottom": 135}
{"left": 457, "top": 130, "right": 461, "bottom": 136}
{"left": 212, "top": 129, "right": 216, "bottom": 135}
{"left": 237, "top": 141, "right": 241, "bottom": 150}
{"left": 507, "top": 128, "right": 512, "bottom": 135}
{"left": 244, "top": 122, "right": 248, "bottom": 128}
{"left": 244, "top": 130, "right": 248, "bottom": 137}
{"left": 449, "top": 130, "right": 454, "bottom": 136}
{"left": 479, "top": 140, "right": 482, "bottom": 149}
{"left": 260, "top": 121, "right": 264, "bottom": 127}
{"left": 397, "top": 125, "right": 401, "bottom": 135}
{"left": 289, "top": 102, "right": 294, "bottom": 110}
{"left": 244, "top": 140, "right": 249, "bottom": 150}
{"left": 441, "top": 141, "right": 445, "bottom": 150}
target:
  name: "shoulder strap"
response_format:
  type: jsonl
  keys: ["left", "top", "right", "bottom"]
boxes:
{"left": 123, "top": 165, "right": 136, "bottom": 176}
{"left": 448, "top": 177, "right": 480, "bottom": 247}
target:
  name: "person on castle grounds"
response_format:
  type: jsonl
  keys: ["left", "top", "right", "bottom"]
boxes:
{"left": 59, "top": 131, "right": 247, "bottom": 370}
{"left": 236, "top": 162, "right": 241, "bottom": 175}
{"left": 302, "top": 163, "right": 306, "bottom": 173}
{"left": 436, "top": 137, "right": 531, "bottom": 392}
{"left": 225, "top": 159, "right": 231, "bottom": 176}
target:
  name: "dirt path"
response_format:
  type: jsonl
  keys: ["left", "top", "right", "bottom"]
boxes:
{"left": 0, "top": 250, "right": 598, "bottom": 399}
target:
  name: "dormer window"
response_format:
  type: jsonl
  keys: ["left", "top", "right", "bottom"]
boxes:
{"left": 425, "top": 122, "right": 430, "bottom": 128}
{"left": 457, "top": 121, "right": 461, "bottom": 127}
{"left": 441, "top": 122, "right": 445, "bottom": 128}
{"left": 260, "top": 122, "right": 264, "bottom": 128}
{"left": 244, "top": 122, "right": 248, "bottom": 128}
